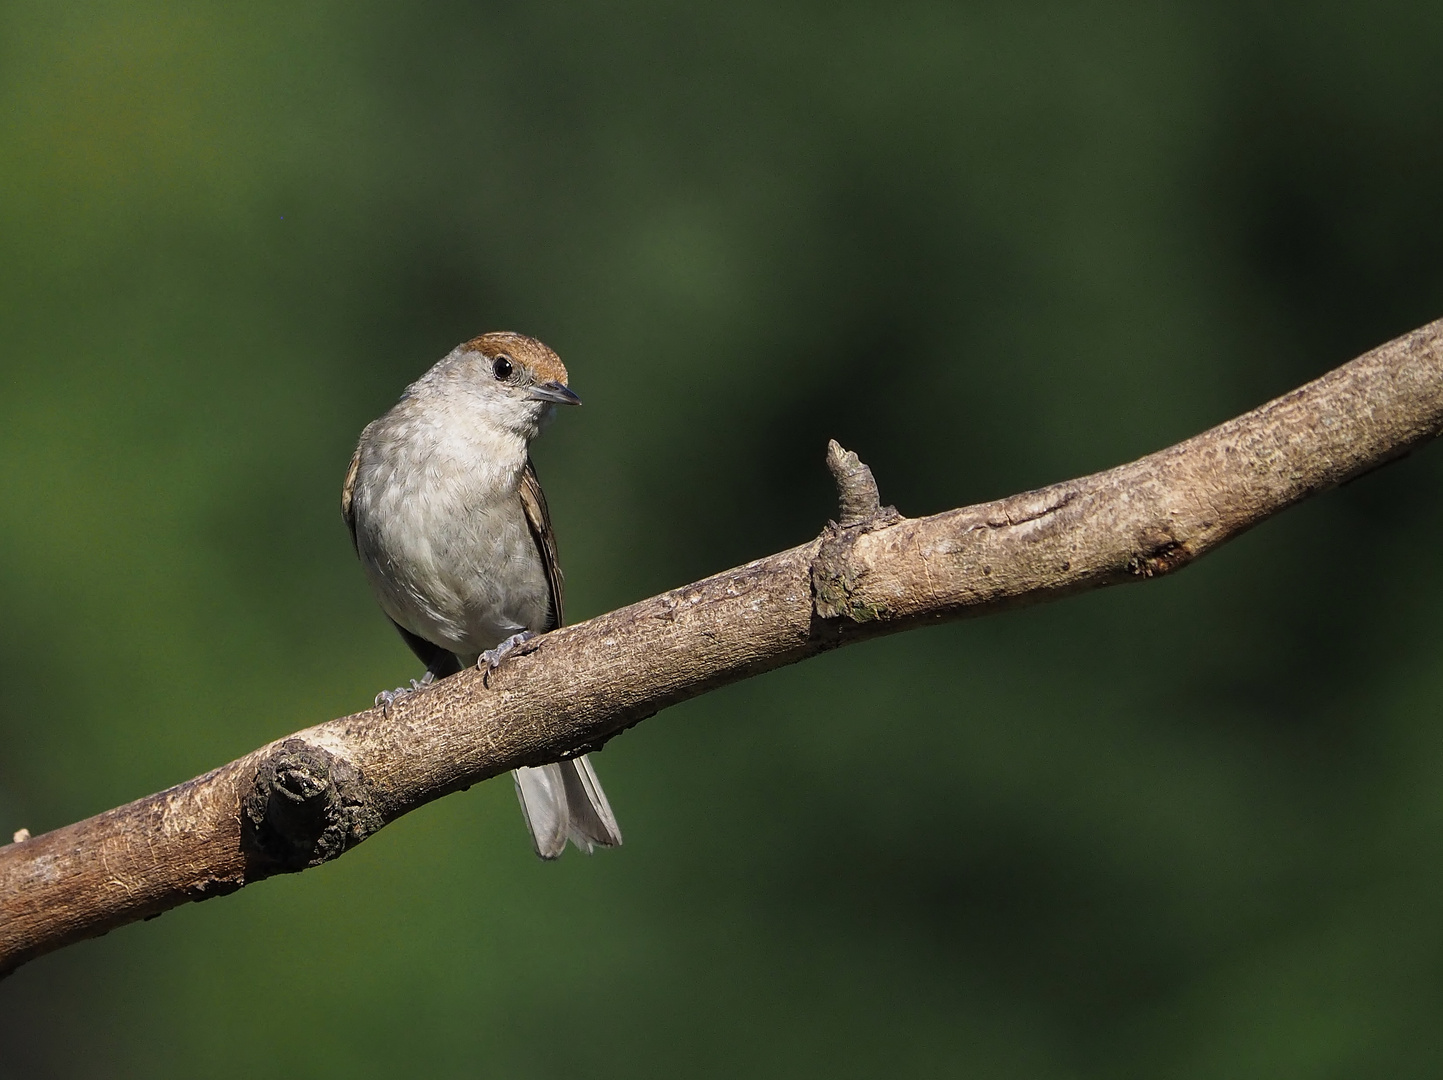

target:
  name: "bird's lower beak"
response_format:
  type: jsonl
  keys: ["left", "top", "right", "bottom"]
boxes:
{"left": 530, "top": 381, "right": 582, "bottom": 406}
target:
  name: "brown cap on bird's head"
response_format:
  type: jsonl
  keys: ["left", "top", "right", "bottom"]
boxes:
{"left": 462, "top": 331, "right": 570, "bottom": 388}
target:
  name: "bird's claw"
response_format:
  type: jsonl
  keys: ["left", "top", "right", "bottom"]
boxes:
{"left": 481, "top": 631, "right": 537, "bottom": 671}
{"left": 374, "top": 671, "right": 436, "bottom": 712}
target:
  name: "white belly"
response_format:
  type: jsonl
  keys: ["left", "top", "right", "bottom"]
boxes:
{"left": 351, "top": 427, "right": 552, "bottom": 663}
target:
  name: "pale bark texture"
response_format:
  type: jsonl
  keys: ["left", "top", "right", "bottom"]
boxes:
{"left": 2, "top": 317, "right": 1441, "bottom": 977}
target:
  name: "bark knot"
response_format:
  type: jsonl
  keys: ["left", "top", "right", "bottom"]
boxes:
{"left": 242, "top": 739, "right": 383, "bottom": 872}
{"left": 1126, "top": 528, "right": 1195, "bottom": 578}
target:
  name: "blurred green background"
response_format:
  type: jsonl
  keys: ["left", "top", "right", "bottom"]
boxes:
{"left": 2, "top": 1, "right": 1443, "bottom": 1076}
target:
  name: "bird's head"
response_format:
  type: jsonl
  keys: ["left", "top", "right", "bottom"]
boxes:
{"left": 427, "top": 331, "right": 580, "bottom": 440}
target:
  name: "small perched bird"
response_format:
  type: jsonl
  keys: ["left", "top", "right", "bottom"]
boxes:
{"left": 342, "top": 331, "right": 622, "bottom": 859}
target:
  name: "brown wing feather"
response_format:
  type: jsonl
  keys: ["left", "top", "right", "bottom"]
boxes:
{"left": 518, "top": 457, "right": 564, "bottom": 631}
{"left": 341, "top": 443, "right": 362, "bottom": 552}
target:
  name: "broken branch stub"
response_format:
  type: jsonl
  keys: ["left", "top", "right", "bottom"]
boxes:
{"left": 242, "top": 739, "right": 383, "bottom": 872}
{"left": 814, "top": 440, "right": 901, "bottom": 622}
{"left": 825, "top": 439, "right": 884, "bottom": 526}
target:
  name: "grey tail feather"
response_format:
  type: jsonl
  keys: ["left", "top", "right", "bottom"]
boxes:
{"left": 512, "top": 756, "right": 623, "bottom": 860}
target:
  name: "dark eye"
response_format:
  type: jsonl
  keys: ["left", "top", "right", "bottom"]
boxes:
{"left": 492, "top": 355, "right": 514, "bottom": 380}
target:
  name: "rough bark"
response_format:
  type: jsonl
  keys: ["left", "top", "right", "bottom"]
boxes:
{"left": 2, "top": 317, "right": 1441, "bottom": 977}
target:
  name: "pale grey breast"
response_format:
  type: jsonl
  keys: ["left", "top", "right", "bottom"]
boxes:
{"left": 351, "top": 404, "right": 552, "bottom": 661}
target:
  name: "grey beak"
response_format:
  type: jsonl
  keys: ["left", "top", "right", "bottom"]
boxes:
{"left": 529, "top": 381, "right": 582, "bottom": 406}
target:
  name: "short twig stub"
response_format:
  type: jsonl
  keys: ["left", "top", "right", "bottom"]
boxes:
{"left": 814, "top": 440, "right": 902, "bottom": 622}
{"left": 825, "top": 439, "right": 882, "bottom": 526}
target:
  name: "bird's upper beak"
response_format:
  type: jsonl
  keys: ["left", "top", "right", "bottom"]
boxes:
{"left": 529, "top": 381, "right": 582, "bottom": 406}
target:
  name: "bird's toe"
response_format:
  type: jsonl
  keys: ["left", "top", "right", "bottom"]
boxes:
{"left": 480, "top": 631, "right": 538, "bottom": 671}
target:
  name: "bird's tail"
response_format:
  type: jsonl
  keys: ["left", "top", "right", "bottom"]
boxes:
{"left": 512, "top": 756, "right": 623, "bottom": 859}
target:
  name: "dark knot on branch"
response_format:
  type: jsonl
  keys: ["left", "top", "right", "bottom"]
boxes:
{"left": 242, "top": 739, "right": 383, "bottom": 872}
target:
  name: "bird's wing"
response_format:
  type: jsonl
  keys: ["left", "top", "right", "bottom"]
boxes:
{"left": 340, "top": 442, "right": 361, "bottom": 552}
{"left": 515, "top": 458, "right": 623, "bottom": 859}
{"left": 518, "top": 456, "right": 565, "bottom": 630}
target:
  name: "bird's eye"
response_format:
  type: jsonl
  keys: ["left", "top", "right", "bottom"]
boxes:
{"left": 492, "top": 355, "right": 514, "bottom": 381}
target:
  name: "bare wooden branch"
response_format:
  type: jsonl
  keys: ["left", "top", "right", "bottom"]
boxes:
{"left": 3, "top": 318, "right": 1442, "bottom": 976}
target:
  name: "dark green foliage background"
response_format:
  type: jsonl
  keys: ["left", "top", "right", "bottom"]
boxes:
{"left": 3, "top": 3, "right": 1443, "bottom": 1075}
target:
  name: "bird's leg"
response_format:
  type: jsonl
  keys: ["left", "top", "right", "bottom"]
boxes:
{"left": 480, "top": 631, "right": 537, "bottom": 671}
{"left": 374, "top": 669, "right": 436, "bottom": 711}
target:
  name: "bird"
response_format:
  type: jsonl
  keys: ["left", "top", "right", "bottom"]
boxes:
{"left": 341, "top": 331, "right": 622, "bottom": 860}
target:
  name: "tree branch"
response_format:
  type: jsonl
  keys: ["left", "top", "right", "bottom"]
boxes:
{"left": 3, "top": 318, "right": 1442, "bottom": 976}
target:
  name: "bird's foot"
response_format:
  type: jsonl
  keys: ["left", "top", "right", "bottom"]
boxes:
{"left": 375, "top": 670, "right": 436, "bottom": 711}
{"left": 480, "top": 631, "right": 537, "bottom": 672}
